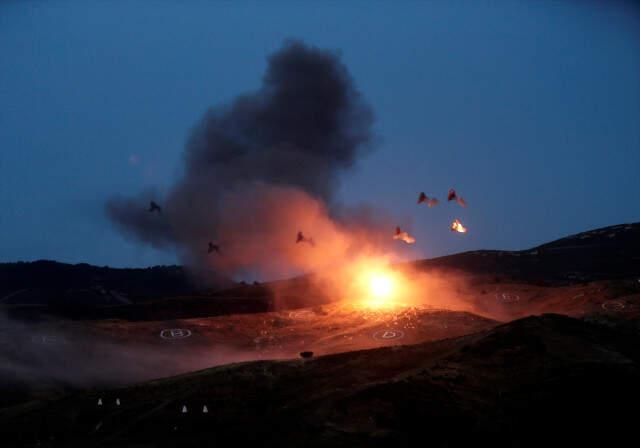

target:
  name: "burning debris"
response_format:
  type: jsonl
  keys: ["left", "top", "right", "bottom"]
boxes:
{"left": 208, "top": 242, "right": 221, "bottom": 254}
{"left": 296, "top": 231, "right": 315, "bottom": 247}
{"left": 451, "top": 219, "right": 468, "bottom": 234}
{"left": 393, "top": 227, "right": 416, "bottom": 244}
{"left": 417, "top": 192, "right": 439, "bottom": 207}
{"left": 417, "top": 188, "right": 473, "bottom": 235}
{"left": 447, "top": 189, "right": 467, "bottom": 207}
{"left": 148, "top": 201, "right": 161, "bottom": 213}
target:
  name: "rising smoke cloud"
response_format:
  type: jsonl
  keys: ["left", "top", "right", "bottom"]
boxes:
{"left": 106, "top": 40, "right": 397, "bottom": 281}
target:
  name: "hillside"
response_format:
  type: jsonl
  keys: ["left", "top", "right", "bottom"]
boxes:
{"left": 1, "top": 314, "right": 638, "bottom": 447}
{"left": 2, "top": 223, "right": 638, "bottom": 322}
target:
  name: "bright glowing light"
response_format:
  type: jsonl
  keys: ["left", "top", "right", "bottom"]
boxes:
{"left": 450, "top": 219, "right": 468, "bottom": 233}
{"left": 339, "top": 257, "right": 420, "bottom": 311}
{"left": 370, "top": 274, "right": 393, "bottom": 298}
{"left": 353, "top": 264, "right": 401, "bottom": 309}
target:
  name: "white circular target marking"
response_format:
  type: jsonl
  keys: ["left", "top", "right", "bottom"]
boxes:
{"left": 372, "top": 329, "right": 405, "bottom": 341}
{"left": 601, "top": 301, "right": 625, "bottom": 312}
{"left": 160, "top": 329, "right": 192, "bottom": 340}
{"left": 496, "top": 292, "right": 520, "bottom": 303}
{"left": 288, "top": 310, "right": 315, "bottom": 320}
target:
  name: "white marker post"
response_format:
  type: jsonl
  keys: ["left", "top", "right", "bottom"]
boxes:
{"left": 97, "top": 398, "right": 102, "bottom": 406}
{"left": 202, "top": 405, "right": 208, "bottom": 413}
{"left": 182, "top": 405, "right": 188, "bottom": 413}
{"left": 116, "top": 398, "right": 120, "bottom": 406}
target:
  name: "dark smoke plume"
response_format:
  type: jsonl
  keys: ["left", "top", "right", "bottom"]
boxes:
{"left": 107, "top": 40, "right": 376, "bottom": 280}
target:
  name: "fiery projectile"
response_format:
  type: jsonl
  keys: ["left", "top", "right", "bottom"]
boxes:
{"left": 447, "top": 189, "right": 467, "bottom": 207}
{"left": 450, "top": 219, "right": 468, "bottom": 233}
{"left": 392, "top": 226, "right": 416, "bottom": 244}
{"left": 418, "top": 192, "right": 439, "bottom": 207}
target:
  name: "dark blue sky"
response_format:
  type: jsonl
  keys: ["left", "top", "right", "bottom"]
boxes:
{"left": 1, "top": 1, "right": 639, "bottom": 268}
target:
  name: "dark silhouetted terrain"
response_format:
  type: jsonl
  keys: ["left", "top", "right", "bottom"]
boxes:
{"left": 1, "top": 222, "right": 639, "bottom": 447}
{"left": 1, "top": 314, "right": 639, "bottom": 447}
{"left": 2, "top": 223, "right": 638, "bottom": 322}
{"left": 413, "top": 222, "right": 640, "bottom": 284}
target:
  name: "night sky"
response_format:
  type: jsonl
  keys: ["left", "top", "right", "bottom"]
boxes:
{"left": 1, "top": 1, "right": 639, "bottom": 269}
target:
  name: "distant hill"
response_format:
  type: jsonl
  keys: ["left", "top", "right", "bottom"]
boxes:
{"left": 1, "top": 223, "right": 638, "bottom": 320}
{"left": 412, "top": 222, "right": 640, "bottom": 284}
{"left": 0, "top": 260, "right": 224, "bottom": 306}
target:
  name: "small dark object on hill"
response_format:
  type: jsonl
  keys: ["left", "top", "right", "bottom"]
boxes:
{"left": 300, "top": 351, "right": 314, "bottom": 359}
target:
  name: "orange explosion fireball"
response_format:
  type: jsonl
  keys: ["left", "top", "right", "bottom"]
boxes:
{"left": 366, "top": 272, "right": 395, "bottom": 308}
{"left": 340, "top": 258, "right": 416, "bottom": 310}
{"left": 450, "top": 219, "right": 468, "bottom": 233}
{"left": 392, "top": 227, "right": 416, "bottom": 244}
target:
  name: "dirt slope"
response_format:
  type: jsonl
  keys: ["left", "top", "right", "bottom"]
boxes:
{"left": 2, "top": 314, "right": 639, "bottom": 447}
